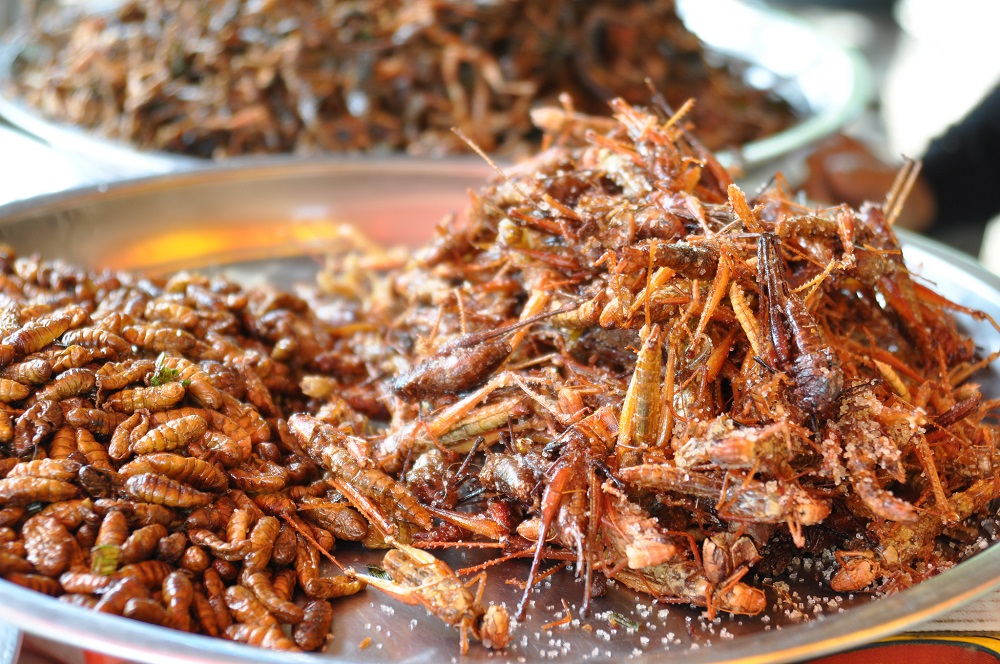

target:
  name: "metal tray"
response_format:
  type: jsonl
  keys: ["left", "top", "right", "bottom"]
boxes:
{"left": 0, "top": 160, "right": 997, "bottom": 664}
{"left": 0, "top": 0, "right": 870, "bottom": 182}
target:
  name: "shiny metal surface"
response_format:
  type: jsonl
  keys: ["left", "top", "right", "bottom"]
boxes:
{"left": 0, "top": 161, "right": 997, "bottom": 664}
{"left": 0, "top": 0, "right": 869, "bottom": 180}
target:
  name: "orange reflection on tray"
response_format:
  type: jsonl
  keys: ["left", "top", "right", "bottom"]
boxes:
{"left": 102, "top": 219, "right": 376, "bottom": 274}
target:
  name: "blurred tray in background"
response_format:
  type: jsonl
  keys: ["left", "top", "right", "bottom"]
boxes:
{"left": 0, "top": 0, "right": 869, "bottom": 182}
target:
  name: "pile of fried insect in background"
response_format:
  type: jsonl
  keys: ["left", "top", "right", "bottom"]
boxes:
{"left": 5, "top": 0, "right": 793, "bottom": 158}
{"left": 0, "top": 97, "right": 999, "bottom": 656}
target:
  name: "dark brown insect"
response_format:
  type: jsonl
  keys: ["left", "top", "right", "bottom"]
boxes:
{"left": 22, "top": 514, "right": 78, "bottom": 576}
{"left": 120, "top": 523, "right": 169, "bottom": 565}
{"left": 65, "top": 407, "right": 126, "bottom": 439}
{"left": 293, "top": 599, "right": 333, "bottom": 651}
{"left": 124, "top": 473, "right": 212, "bottom": 508}
{"left": 119, "top": 453, "right": 226, "bottom": 492}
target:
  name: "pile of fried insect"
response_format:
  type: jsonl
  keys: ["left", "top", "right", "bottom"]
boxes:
{"left": 0, "top": 96, "right": 998, "bottom": 655}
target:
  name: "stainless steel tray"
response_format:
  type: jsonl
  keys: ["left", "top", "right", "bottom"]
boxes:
{"left": 0, "top": 0, "right": 870, "bottom": 182}
{"left": 0, "top": 160, "right": 997, "bottom": 664}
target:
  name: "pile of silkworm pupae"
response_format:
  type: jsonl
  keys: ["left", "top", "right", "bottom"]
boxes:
{"left": 0, "top": 253, "right": 378, "bottom": 652}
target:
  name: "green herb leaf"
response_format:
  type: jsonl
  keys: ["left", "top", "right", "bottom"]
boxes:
{"left": 608, "top": 612, "right": 639, "bottom": 630}
{"left": 366, "top": 564, "right": 392, "bottom": 581}
{"left": 149, "top": 351, "right": 181, "bottom": 387}
{"left": 91, "top": 544, "right": 121, "bottom": 576}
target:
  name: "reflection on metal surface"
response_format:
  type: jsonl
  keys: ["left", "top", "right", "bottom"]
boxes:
{"left": 0, "top": 624, "right": 21, "bottom": 664}
{"left": 0, "top": 162, "right": 996, "bottom": 664}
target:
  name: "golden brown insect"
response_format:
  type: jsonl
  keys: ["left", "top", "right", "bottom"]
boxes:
{"left": 5, "top": 311, "right": 73, "bottom": 356}
{"left": 124, "top": 473, "right": 213, "bottom": 508}
{"left": 217, "top": 392, "right": 270, "bottom": 444}
{"left": 23, "top": 514, "right": 78, "bottom": 576}
{"left": 228, "top": 462, "right": 287, "bottom": 493}
{"left": 95, "top": 508, "right": 129, "bottom": 549}
{"left": 201, "top": 431, "right": 249, "bottom": 467}
{"left": 298, "top": 497, "right": 368, "bottom": 542}
{"left": 48, "top": 345, "right": 94, "bottom": 373}
{"left": 251, "top": 492, "right": 296, "bottom": 519}
{"left": 159, "top": 531, "right": 188, "bottom": 565}
{"left": 162, "top": 570, "right": 194, "bottom": 632}
{"left": 224, "top": 584, "right": 279, "bottom": 627}
{"left": 123, "top": 597, "right": 172, "bottom": 627}
{"left": 0, "top": 507, "right": 23, "bottom": 529}
{"left": 61, "top": 327, "right": 131, "bottom": 359}
{"left": 34, "top": 368, "right": 96, "bottom": 402}
{"left": 225, "top": 508, "right": 253, "bottom": 545}
{"left": 95, "top": 359, "right": 156, "bottom": 392}
{"left": 225, "top": 623, "right": 300, "bottom": 651}
{"left": 188, "top": 529, "right": 251, "bottom": 562}
{"left": 6, "top": 458, "right": 81, "bottom": 481}
{"left": 0, "top": 551, "right": 34, "bottom": 575}
{"left": 242, "top": 570, "right": 304, "bottom": 624}
{"left": 73, "top": 463, "right": 112, "bottom": 501}
{"left": 354, "top": 539, "right": 511, "bottom": 654}
{"left": 117, "top": 560, "right": 173, "bottom": 588}
{"left": 289, "top": 414, "right": 432, "bottom": 535}
{"left": 95, "top": 577, "right": 149, "bottom": 615}
{"left": 118, "top": 453, "right": 227, "bottom": 492}
{"left": 307, "top": 524, "right": 336, "bottom": 553}
{"left": 93, "top": 498, "right": 175, "bottom": 528}
{"left": 13, "top": 400, "right": 63, "bottom": 457}
{"left": 179, "top": 545, "right": 211, "bottom": 574}
{"left": 122, "top": 324, "right": 197, "bottom": 354}
{"left": 293, "top": 599, "right": 333, "bottom": 651}
{"left": 0, "top": 476, "right": 78, "bottom": 506}
{"left": 244, "top": 516, "right": 280, "bottom": 572}
{"left": 4, "top": 572, "right": 62, "bottom": 595}
{"left": 75, "top": 428, "right": 114, "bottom": 471}
{"left": 48, "top": 425, "right": 77, "bottom": 459}
{"left": 0, "top": 378, "right": 30, "bottom": 403}
{"left": 271, "top": 567, "right": 297, "bottom": 601}
{"left": 108, "top": 411, "right": 149, "bottom": 462}
{"left": 59, "top": 570, "right": 117, "bottom": 593}
{"left": 145, "top": 300, "right": 200, "bottom": 329}
{"left": 191, "top": 590, "right": 221, "bottom": 637}
{"left": 156, "top": 355, "right": 222, "bottom": 408}
{"left": 1, "top": 358, "right": 53, "bottom": 385}
{"left": 271, "top": 522, "right": 298, "bottom": 567}
{"left": 120, "top": 523, "right": 169, "bottom": 565}
{"left": 39, "top": 498, "right": 94, "bottom": 529}
{"left": 131, "top": 414, "right": 208, "bottom": 455}
{"left": 295, "top": 536, "right": 365, "bottom": 600}
{"left": 228, "top": 490, "right": 264, "bottom": 520}
{"left": 0, "top": 410, "right": 12, "bottom": 445}
{"left": 201, "top": 566, "right": 233, "bottom": 631}
{"left": 234, "top": 364, "right": 280, "bottom": 417}
{"left": 105, "top": 382, "right": 186, "bottom": 413}
{"left": 65, "top": 407, "right": 126, "bottom": 439}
